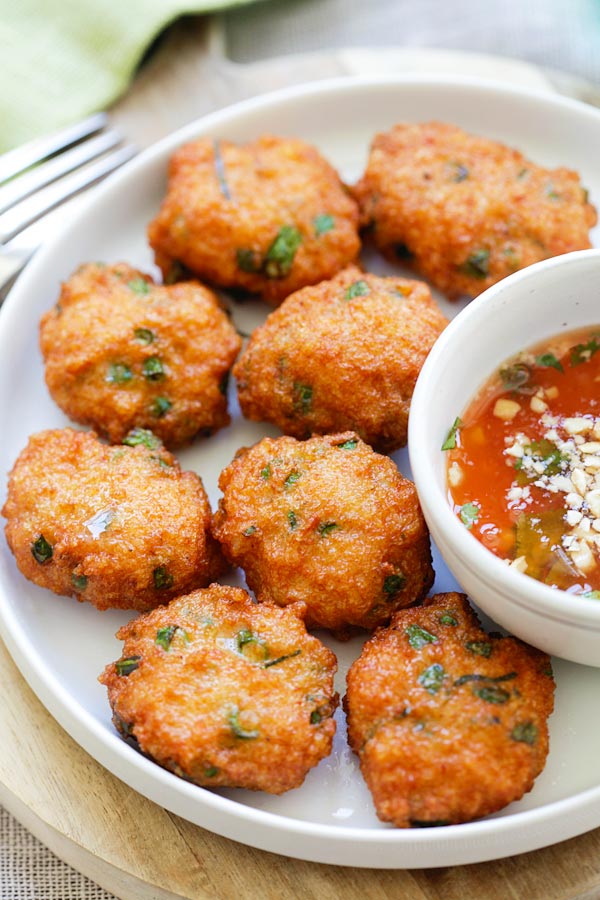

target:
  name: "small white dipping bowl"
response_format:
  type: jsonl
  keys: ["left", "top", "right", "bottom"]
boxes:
{"left": 409, "top": 248, "right": 600, "bottom": 667}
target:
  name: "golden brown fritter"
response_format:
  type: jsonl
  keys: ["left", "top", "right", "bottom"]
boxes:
{"left": 2, "top": 428, "right": 225, "bottom": 611}
{"left": 234, "top": 265, "right": 448, "bottom": 452}
{"left": 354, "top": 121, "right": 597, "bottom": 299}
{"left": 345, "top": 593, "right": 555, "bottom": 828}
{"left": 99, "top": 585, "right": 338, "bottom": 793}
{"left": 40, "top": 263, "right": 241, "bottom": 448}
{"left": 147, "top": 135, "right": 361, "bottom": 306}
{"left": 212, "top": 433, "right": 433, "bottom": 635}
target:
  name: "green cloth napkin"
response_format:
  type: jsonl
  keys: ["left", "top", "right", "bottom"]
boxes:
{"left": 0, "top": 0, "right": 262, "bottom": 153}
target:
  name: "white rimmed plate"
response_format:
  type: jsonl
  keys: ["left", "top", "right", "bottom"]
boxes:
{"left": 1, "top": 76, "right": 600, "bottom": 868}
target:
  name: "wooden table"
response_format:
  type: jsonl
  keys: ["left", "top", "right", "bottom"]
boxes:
{"left": 3, "top": 19, "right": 600, "bottom": 898}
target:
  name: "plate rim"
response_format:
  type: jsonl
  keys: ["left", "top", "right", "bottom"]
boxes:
{"left": 2, "top": 72, "right": 600, "bottom": 867}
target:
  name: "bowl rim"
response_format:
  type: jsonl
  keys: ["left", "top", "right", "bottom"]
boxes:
{"left": 408, "top": 248, "right": 600, "bottom": 629}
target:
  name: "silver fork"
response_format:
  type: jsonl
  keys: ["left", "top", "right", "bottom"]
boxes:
{"left": 0, "top": 113, "right": 136, "bottom": 303}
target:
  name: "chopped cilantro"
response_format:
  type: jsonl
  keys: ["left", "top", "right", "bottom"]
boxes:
{"left": 459, "top": 502, "right": 479, "bottom": 529}
{"left": 536, "top": 353, "right": 563, "bottom": 373}
{"left": 441, "top": 416, "right": 462, "bottom": 450}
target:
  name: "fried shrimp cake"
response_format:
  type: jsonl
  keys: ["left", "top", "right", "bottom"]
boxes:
{"left": 99, "top": 585, "right": 338, "bottom": 793}
{"left": 40, "top": 263, "right": 241, "bottom": 448}
{"left": 147, "top": 135, "right": 360, "bottom": 306}
{"left": 354, "top": 121, "right": 597, "bottom": 299}
{"left": 212, "top": 433, "right": 433, "bottom": 635}
{"left": 345, "top": 593, "right": 555, "bottom": 827}
{"left": 2, "top": 428, "right": 224, "bottom": 611}
{"left": 234, "top": 265, "right": 448, "bottom": 452}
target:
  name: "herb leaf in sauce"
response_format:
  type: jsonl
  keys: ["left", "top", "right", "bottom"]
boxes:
{"left": 536, "top": 353, "right": 564, "bottom": 373}
{"left": 500, "top": 362, "right": 531, "bottom": 391}
{"left": 459, "top": 502, "right": 479, "bottom": 529}
{"left": 441, "top": 416, "right": 462, "bottom": 451}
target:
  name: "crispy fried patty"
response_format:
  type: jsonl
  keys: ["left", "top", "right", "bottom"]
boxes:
{"left": 354, "top": 121, "right": 597, "bottom": 299}
{"left": 148, "top": 135, "right": 361, "bottom": 305}
{"left": 234, "top": 265, "right": 447, "bottom": 452}
{"left": 345, "top": 593, "right": 555, "bottom": 827}
{"left": 100, "top": 585, "right": 338, "bottom": 793}
{"left": 212, "top": 432, "right": 434, "bottom": 635}
{"left": 2, "top": 428, "right": 224, "bottom": 611}
{"left": 40, "top": 263, "right": 241, "bottom": 448}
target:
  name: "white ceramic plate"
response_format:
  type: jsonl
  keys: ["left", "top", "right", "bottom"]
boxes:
{"left": 2, "top": 76, "right": 600, "bottom": 869}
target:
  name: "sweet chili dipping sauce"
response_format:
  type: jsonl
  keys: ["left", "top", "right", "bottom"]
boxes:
{"left": 445, "top": 326, "right": 600, "bottom": 598}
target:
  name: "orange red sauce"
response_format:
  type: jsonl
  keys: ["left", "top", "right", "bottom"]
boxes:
{"left": 445, "top": 327, "right": 600, "bottom": 597}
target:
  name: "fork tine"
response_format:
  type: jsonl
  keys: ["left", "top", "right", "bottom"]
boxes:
{"left": 0, "top": 112, "right": 108, "bottom": 185}
{"left": 0, "top": 129, "right": 124, "bottom": 215}
{"left": 0, "top": 144, "right": 136, "bottom": 243}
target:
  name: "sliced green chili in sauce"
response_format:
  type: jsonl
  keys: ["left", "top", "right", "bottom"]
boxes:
{"left": 31, "top": 535, "right": 53, "bottom": 564}
{"left": 263, "top": 225, "right": 302, "bottom": 278}
{"left": 116, "top": 656, "right": 141, "bottom": 676}
{"left": 406, "top": 624, "right": 438, "bottom": 649}
{"left": 106, "top": 363, "right": 133, "bottom": 384}
{"left": 500, "top": 361, "right": 531, "bottom": 391}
